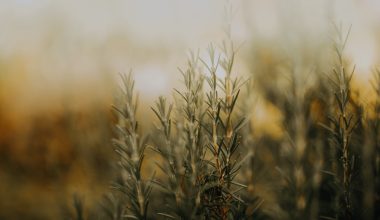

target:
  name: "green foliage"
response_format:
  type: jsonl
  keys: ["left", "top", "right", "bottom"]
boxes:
{"left": 148, "top": 42, "right": 250, "bottom": 219}
{"left": 112, "top": 73, "right": 154, "bottom": 219}
{"left": 319, "top": 24, "right": 360, "bottom": 220}
{"left": 93, "top": 25, "right": 379, "bottom": 220}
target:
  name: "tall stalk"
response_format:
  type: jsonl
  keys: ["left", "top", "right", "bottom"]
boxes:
{"left": 287, "top": 64, "right": 308, "bottom": 219}
{"left": 112, "top": 73, "right": 153, "bottom": 220}
{"left": 321, "top": 25, "right": 358, "bottom": 220}
{"left": 201, "top": 41, "right": 247, "bottom": 219}
{"left": 276, "top": 59, "right": 321, "bottom": 219}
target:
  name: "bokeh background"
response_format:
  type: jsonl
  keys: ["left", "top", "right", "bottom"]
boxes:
{"left": 1, "top": 0, "right": 380, "bottom": 219}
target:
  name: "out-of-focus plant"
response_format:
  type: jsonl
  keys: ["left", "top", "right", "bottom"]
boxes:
{"left": 275, "top": 61, "right": 324, "bottom": 220}
{"left": 363, "top": 68, "right": 380, "bottom": 219}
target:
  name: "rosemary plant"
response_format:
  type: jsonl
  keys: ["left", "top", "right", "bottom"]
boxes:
{"left": 320, "top": 25, "right": 359, "bottom": 220}
{"left": 274, "top": 57, "right": 324, "bottom": 220}
{"left": 150, "top": 41, "right": 248, "bottom": 219}
{"left": 200, "top": 42, "right": 247, "bottom": 219}
{"left": 112, "top": 73, "right": 153, "bottom": 219}
{"left": 278, "top": 63, "right": 311, "bottom": 219}
{"left": 150, "top": 52, "right": 208, "bottom": 219}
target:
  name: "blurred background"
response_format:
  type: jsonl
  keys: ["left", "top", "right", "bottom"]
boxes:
{"left": 1, "top": 0, "right": 380, "bottom": 219}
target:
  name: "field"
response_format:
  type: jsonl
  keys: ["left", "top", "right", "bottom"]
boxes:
{"left": 0, "top": 1, "right": 379, "bottom": 219}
